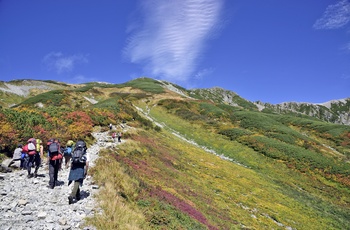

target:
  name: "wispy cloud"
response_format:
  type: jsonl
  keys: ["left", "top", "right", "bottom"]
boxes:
{"left": 313, "top": 0, "right": 350, "bottom": 30}
{"left": 42, "top": 52, "right": 88, "bottom": 74}
{"left": 123, "top": 0, "right": 224, "bottom": 83}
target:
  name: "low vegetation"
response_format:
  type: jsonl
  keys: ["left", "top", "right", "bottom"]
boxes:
{"left": 1, "top": 78, "right": 349, "bottom": 229}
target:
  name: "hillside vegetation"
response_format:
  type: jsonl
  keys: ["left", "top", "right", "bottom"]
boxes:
{"left": 0, "top": 78, "right": 349, "bottom": 229}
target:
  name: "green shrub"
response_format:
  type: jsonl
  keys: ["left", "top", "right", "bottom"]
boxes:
{"left": 17, "top": 90, "right": 65, "bottom": 106}
{"left": 123, "top": 78, "right": 164, "bottom": 94}
{"left": 218, "top": 128, "right": 252, "bottom": 140}
{"left": 240, "top": 135, "right": 350, "bottom": 176}
{"left": 199, "top": 102, "right": 228, "bottom": 118}
{"left": 93, "top": 97, "right": 120, "bottom": 110}
{"left": 175, "top": 109, "right": 204, "bottom": 121}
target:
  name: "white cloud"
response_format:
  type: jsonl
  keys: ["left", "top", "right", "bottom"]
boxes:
{"left": 123, "top": 0, "right": 224, "bottom": 83}
{"left": 42, "top": 52, "right": 88, "bottom": 74}
{"left": 313, "top": 0, "right": 350, "bottom": 30}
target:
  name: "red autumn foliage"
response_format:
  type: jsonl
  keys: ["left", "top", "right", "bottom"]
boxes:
{"left": 149, "top": 186, "right": 218, "bottom": 230}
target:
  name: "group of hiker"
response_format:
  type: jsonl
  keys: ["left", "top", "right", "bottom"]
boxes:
{"left": 109, "top": 123, "right": 123, "bottom": 143}
{"left": 8, "top": 138, "right": 89, "bottom": 205}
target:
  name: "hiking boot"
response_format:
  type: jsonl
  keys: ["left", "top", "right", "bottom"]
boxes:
{"left": 27, "top": 174, "right": 33, "bottom": 178}
{"left": 76, "top": 191, "right": 81, "bottom": 201}
{"left": 33, "top": 172, "right": 37, "bottom": 178}
{"left": 68, "top": 196, "right": 75, "bottom": 205}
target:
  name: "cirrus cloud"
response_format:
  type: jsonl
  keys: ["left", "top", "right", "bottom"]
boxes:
{"left": 123, "top": 0, "right": 224, "bottom": 83}
{"left": 42, "top": 52, "right": 88, "bottom": 74}
{"left": 313, "top": 0, "right": 350, "bottom": 30}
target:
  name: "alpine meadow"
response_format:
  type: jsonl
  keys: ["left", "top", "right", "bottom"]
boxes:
{"left": 0, "top": 78, "right": 349, "bottom": 229}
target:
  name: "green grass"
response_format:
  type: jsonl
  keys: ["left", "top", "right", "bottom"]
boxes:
{"left": 16, "top": 90, "right": 66, "bottom": 106}
{"left": 129, "top": 101, "right": 350, "bottom": 229}
{"left": 92, "top": 97, "right": 121, "bottom": 109}
{"left": 122, "top": 77, "right": 165, "bottom": 94}
{"left": 114, "top": 126, "right": 348, "bottom": 229}
{"left": 1, "top": 79, "right": 349, "bottom": 229}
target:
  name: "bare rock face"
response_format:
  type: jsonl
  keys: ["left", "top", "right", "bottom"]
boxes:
{"left": 255, "top": 98, "right": 350, "bottom": 125}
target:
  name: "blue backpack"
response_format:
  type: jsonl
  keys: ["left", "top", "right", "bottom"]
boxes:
{"left": 64, "top": 146, "right": 73, "bottom": 156}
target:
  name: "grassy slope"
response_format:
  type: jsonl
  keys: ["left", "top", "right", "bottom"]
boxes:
{"left": 129, "top": 101, "right": 350, "bottom": 229}
{"left": 2, "top": 79, "right": 349, "bottom": 229}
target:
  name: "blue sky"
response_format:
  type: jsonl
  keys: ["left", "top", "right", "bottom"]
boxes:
{"left": 0, "top": 0, "right": 349, "bottom": 104}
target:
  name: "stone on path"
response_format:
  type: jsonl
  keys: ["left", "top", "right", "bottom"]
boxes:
{"left": 0, "top": 130, "right": 121, "bottom": 230}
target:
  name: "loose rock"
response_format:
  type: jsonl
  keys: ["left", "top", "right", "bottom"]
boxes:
{"left": 0, "top": 130, "right": 121, "bottom": 230}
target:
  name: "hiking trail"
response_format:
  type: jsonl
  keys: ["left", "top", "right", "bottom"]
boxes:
{"left": 0, "top": 128, "right": 122, "bottom": 230}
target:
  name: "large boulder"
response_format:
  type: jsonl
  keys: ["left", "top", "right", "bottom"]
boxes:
{"left": 1, "top": 159, "right": 15, "bottom": 172}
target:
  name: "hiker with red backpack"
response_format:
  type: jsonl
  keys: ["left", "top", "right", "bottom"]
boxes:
{"left": 112, "top": 132, "right": 116, "bottom": 142}
{"left": 47, "top": 138, "right": 63, "bottom": 189}
{"left": 22, "top": 138, "right": 38, "bottom": 178}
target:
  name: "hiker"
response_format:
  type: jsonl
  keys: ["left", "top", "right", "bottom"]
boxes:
{"left": 63, "top": 140, "right": 75, "bottom": 169}
{"left": 23, "top": 138, "right": 38, "bottom": 178}
{"left": 21, "top": 152, "right": 28, "bottom": 170}
{"left": 109, "top": 123, "right": 112, "bottom": 130}
{"left": 8, "top": 144, "right": 23, "bottom": 168}
{"left": 68, "top": 140, "right": 89, "bottom": 204}
{"left": 112, "top": 132, "right": 116, "bottom": 142}
{"left": 33, "top": 139, "right": 43, "bottom": 178}
{"left": 117, "top": 131, "right": 122, "bottom": 143}
{"left": 47, "top": 138, "right": 63, "bottom": 189}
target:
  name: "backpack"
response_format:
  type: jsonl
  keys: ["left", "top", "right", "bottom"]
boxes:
{"left": 112, "top": 132, "right": 116, "bottom": 138}
{"left": 48, "top": 142, "right": 59, "bottom": 154}
{"left": 22, "top": 144, "right": 29, "bottom": 153}
{"left": 63, "top": 140, "right": 74, "bottom": 156}
{"left": 64, "top": 146, "right": 73, "bottom": 156}
{"left": 71, "top": 140, "right": 87, "bottom": 165}
{"left": 27, "top": 138, "right": 37, "bottom": 155}
{"left": 47, "top": 139, "right": 62, "bottom": 160}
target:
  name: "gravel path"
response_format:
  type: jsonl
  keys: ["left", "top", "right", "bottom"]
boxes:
{"left": 0, "top": 130, "right": 120, "bottom": 230}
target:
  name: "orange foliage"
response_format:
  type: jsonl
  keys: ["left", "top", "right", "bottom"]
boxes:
{"left": 0, "top": 114, "right": 18, "bottom": 149}
{"left": 64, "top": 111, "right": 94, "bottom": 140}
{"left": 66, "top": 111, "right": 93, "bottom": 125}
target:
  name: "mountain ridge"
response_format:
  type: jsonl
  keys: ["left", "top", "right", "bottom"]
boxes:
{"left": 1, "top": 78, "right": 349, "bottom": 125}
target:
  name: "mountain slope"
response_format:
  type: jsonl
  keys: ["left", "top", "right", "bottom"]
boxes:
{"left": 0, "top": 78, "right": 349, "bottom": 229}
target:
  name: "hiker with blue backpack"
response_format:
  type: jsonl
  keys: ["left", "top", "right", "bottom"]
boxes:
{"left": 63, "top": 140, "right": 75, "bottom": 169}
{"left": 68, "top": 140, "right": 89, "bottom": 204}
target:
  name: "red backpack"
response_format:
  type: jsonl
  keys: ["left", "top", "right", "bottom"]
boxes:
{"left": 47, "top": 138, "right": 62, "bottom": 160}
{"left": 25, "top": 138, "right": 37, "bottom": 156}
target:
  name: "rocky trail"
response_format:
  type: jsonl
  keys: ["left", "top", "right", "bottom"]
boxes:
{"left": 0, "top": 129, "right": 121, "bottom": 230}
